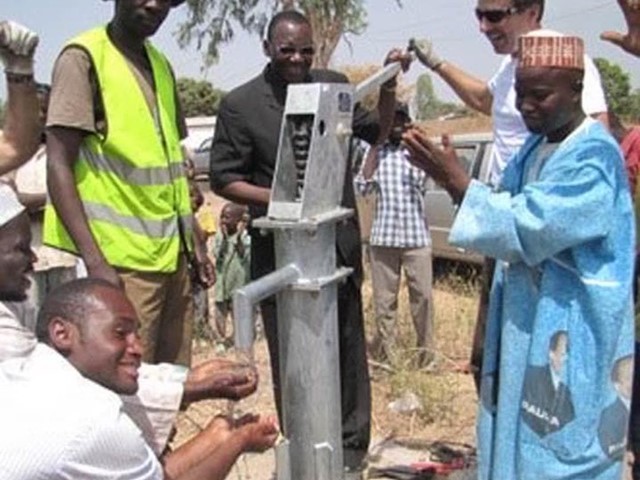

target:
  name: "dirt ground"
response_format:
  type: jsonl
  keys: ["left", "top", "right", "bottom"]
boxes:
{"left": 185, "top": 181, "right": 634, "bottom": 480}
{"left": 174, "top": 186, "right": 480, "bottom": 478}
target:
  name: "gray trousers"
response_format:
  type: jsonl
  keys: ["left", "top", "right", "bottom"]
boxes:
{"left": 369, "top": 245, "right": 434, "bottom": 365}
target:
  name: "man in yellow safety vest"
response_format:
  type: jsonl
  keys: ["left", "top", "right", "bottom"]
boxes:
{"left": 44, "top": 0, "right": 214, "bottom": 366}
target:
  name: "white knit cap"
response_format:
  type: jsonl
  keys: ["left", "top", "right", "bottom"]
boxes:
{"left": 0, "top": 182, "right": 25, "bottom": 228}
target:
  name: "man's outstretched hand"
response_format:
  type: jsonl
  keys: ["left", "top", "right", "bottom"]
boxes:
{"left": 402, "top": 127, "right": 470, "bottom": 204}
{"left": 0, "top": 20, "right": 38, "bottom": 75}
{"left": 601, "top": 0, "right": 640, "bottom": 57}
{"left": 182, "top": 358, "right": 258, "bottom": 406}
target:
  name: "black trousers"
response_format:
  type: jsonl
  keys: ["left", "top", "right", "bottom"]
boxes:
{"left": 252, "top": 230, "right": 371, "bottom": 469}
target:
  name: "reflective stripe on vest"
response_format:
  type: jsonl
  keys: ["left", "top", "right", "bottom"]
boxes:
{"left": 83, "top": 201, "right": 193, "bottom": 239}
{"left": 43, "top": 26, "right": 192, "bottom": 272}
{"left": 80, "top": 146, "right": 186, "bottom": 186}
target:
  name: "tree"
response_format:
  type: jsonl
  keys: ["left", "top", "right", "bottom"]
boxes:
{"left": 593, "top": 57, "right": 640, "bottom": 121}
{"left": 176, "top": 77, "right": 226, "bottom": 117}
{"left": 179, "top": 0, "right": 400, "bottom": 69}
{"left": 412, "top": 73, "right": 470, "bottom": 121}
{"left": 594, "top": 57, "right": 632, "bottom": 116}
{"left": 0, "top": 98, "right": 4, "bottom": 128}
{"left": 414, "top": 73, "right": 438, "bottom": 121}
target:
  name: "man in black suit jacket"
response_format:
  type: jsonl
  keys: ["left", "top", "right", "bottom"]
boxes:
{"left": 209, "top": 9, "right": 409, "bottom": 475}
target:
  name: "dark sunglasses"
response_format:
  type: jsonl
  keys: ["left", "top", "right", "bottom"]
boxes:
{"left": 276, "top": 45, "right": 315, "bottom": 57}
{"left": 474, "top": 7, "right": 519, "bottom": 23}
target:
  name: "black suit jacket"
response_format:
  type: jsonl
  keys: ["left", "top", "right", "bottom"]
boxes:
{"left": 597, "top": 397, "right": 629, "bottom": 459}
{"left": 521, "top": 364, "right": 576, "bottom": 437}
{"left": 210, "top": 64, "right": 380, "bottom": 284}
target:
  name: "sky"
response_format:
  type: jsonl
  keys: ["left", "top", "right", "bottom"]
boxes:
{"left": 1, "top": 0, "right": 638, "bottom": 104}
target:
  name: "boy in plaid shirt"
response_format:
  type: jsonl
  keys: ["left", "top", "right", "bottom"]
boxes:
{"left": 354, "top": 103, "right": 433, "bottom": 367}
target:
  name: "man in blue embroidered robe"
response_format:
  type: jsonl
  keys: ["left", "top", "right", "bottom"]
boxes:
{"left": 403, "top": 30, "right": 635, "bottom": 480}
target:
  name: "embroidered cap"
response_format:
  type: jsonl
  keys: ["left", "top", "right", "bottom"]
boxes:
{"left": 0, "top": 183, "right": 25, "bottom": 228}
{"left": 517, "top": 29, "right": 584, "bottom": 70}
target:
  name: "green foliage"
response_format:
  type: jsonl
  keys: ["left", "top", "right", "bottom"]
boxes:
{"left": 179, "top": 0, "right": 272, "bottom": 66}
{"left": 414, "top": 73, "right": 437, "bottom": 120}
{"left": 179, "top": 0, "right": 401, "bottom": 68}
{"left": 176, "top": 77, "right": 225, "bottom": 117}
{"left": 594, "top": 57, "right": 632, "bottom": 116}
{"left": 413, "top": 73, "right": 470, "bottom": 121}
{"left": 0, "top": 98, "right": 4, "bottom": 128}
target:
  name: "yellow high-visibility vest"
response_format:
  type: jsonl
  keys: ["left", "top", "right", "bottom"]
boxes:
{"left": 44, "top": 27, "right": 192, "bottom": 272}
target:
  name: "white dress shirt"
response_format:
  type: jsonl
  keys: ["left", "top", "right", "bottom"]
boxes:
{"left": 14, "top": 145, "right": 77, "bottom": 272}
{"left": 0, "top": 302, "right": 186, "bottom": 456}
{"left": 0, "top": 301, "right": 37, "bottom": 362}
{"left": 0, "top": 344, "right": 164, "bottom": 479}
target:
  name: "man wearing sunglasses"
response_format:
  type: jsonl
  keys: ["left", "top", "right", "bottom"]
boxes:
{"left": 209, "top": 10, "right": 410, "bottom": 479}
{"left": 415, "top": 0, "right": 607, "bottom": 187}
{"left": 414, "top": 0, "right": 608, "bottom": 393}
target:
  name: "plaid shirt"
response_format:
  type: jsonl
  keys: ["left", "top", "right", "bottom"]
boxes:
{"left": 354, "top": 143, "right": 430, "bottom": 248}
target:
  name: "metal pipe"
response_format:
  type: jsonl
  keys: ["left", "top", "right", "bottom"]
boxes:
{"left": 313, "top": 443, "right": 333, "bottom": 480}
{"left": 233, "top": 263, "right": 302, "bottom": 351}
{"left": 354, "top": 62, "right": 402, "bottom": 103}
{"left": 276, "top": 439, "right": 292, "bottom": 480}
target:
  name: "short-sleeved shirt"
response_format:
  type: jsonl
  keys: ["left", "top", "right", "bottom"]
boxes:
{"left": 354, "top": 143, "right": 430, "bottom": 248}
{"left": 47, "top": 41, "right": 187, "bottom": 138}
{"left": 487, "top": 54, "right": 607, "bottom": 186}
{"left": 621, "top": 127, "right": 640, "bottom": 200}
{"left": 14, "top": 146, "right": 77, "bottom": 271}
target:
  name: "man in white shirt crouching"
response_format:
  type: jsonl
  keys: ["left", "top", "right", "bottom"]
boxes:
{"left": 0, "top": 186, "right": 278, "bottom": 479}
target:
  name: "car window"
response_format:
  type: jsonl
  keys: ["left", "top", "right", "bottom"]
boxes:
{"left": 427, "top": 144, "right": 479, "bottom": 191}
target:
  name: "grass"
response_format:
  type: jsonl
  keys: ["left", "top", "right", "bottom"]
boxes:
{"left": 175, "top": 189, "right": 485, "bottom": 477}
{"left": 182, "top": 248, "right": 483, "bottom": 452}
{"left": 362, "top": 257, "right": 481, "bottom": 444}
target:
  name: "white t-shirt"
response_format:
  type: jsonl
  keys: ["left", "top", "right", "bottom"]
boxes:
{"left": 0, "top": 344, "right": 164, "bottom": 479}
{"left": 14, "top": 146, "right": 77, "bottom": 271}
{"left": 487, "top": 54, "right": 607, "bottom": 186}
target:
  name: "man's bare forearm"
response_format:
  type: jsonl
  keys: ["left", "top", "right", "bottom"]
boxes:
{"left": 163, "top": 423, "right": 244, "bottom": 480}
{"left": 214, "top": 180, "right": 270, "bottom": 207}
{"left": 0, "top": 20, "right": 40, "bottom": 174}
{"left": 434, "top": 62, "right": 493, "bottom": 115}
{"left": 0, "top": 80, "right": 39, "bottom": 174}
{"left": 46, "top": 127, "right": 109, "bottom": 271}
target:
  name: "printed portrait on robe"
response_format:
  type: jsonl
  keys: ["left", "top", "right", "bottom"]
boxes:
{"left": 521, "top": 330, "right": 576, "bottom": 437}
{"left": 598, "top": 354, "right": 633, "bottom": 460}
